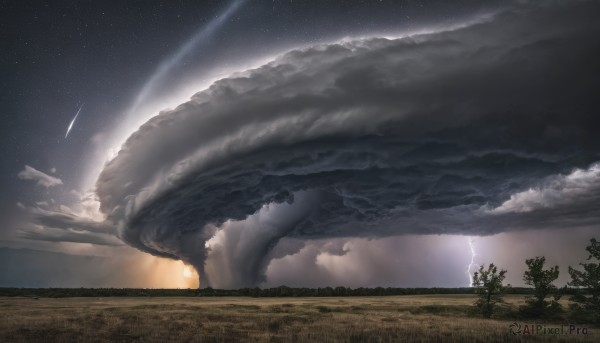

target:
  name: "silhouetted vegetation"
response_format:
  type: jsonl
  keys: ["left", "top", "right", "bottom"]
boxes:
{"left": 472, "top": 263, "right": 508, "bottom": 318}
{"left": 569, "top": 238, "right": 600, "bottom": 324}
{"left": 0, "top": 286, "right": 550, "bottom": 298}
{"left": 519, "top": 256, "right": 562, "bottom": 318}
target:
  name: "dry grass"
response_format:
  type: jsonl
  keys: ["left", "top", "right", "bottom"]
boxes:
{"left": 0, "top": 295, "right": 596, "bottom": 342}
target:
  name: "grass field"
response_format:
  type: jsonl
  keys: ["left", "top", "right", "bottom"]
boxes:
{"left": 0, "top": 295, "right": 596, "bottom": 342}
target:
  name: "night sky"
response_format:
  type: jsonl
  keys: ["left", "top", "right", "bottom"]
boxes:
{"left": 1, "top": 0, "right": 599, "bottom": 289}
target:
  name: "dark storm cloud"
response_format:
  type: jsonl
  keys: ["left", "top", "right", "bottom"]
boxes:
{"left": 490, "top": 164, "right": 600, "bottom": 215}
{"left": 35, "top": 1, "right": 600, "bottom": 287}
{"left": 483, "top": 163, "right": 600, "bottom": 230}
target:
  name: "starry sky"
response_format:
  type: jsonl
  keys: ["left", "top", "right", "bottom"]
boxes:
{"left": 1, "top": 0, "right": 599, "bottom": 289}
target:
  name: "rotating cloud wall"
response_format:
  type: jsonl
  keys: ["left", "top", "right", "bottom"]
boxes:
{"left": 33, "top": 1, "right": 600, "bottom": 288}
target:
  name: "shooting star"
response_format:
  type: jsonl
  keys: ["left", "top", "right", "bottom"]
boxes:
{"left": 65, "top": 103, "right": 84, "bottom": 138}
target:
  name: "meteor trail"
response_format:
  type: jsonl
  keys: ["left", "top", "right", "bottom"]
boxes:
{"left": 65, "top": 103, "right": 84, "bottom": 138}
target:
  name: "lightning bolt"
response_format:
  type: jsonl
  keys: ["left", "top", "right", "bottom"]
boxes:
{"left": 465, "top": 236, "right": 477, "bottom": 286}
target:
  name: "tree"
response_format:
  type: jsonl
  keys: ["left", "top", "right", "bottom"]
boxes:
{"left": 520, "top": 256, "right": 561, "bottom": 318}
{"left": 333, "top": 286, "right": 348, "bottom": 296}
{"left": 568, "top": 238, "right": 600, "bottom": 324}
{"left": 472, "top": 263, "right": 508, "bottom": 318}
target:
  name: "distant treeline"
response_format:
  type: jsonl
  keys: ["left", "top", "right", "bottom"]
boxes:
{"left": 0, "top": 286, "right": 580, "bottom": 298}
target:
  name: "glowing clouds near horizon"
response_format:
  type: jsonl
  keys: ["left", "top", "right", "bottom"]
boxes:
{"left": 182, "top": 264, "right": 194, "bottom": 279}
{"left": 33, "top": 1, "right": 600, "bottom": 288}
{"left": 140, "top": 258, "right": 199, "bottom": 289}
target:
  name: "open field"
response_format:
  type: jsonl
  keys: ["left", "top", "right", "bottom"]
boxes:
{"left": 0, "top": 295, "right": 596, "bottom": 342}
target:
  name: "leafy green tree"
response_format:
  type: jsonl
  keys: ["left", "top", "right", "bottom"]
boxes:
{"left": 520, "top": 256, "right": 561, "bottom": 318}
{"left": 568, "top": 238, "right": 600, "bottom": 324}
{"left": 472, "top": 263, "right": 508, "bottom": 318}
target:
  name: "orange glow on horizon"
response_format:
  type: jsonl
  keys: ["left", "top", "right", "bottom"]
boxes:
{"left": 133, "top": 253, "right": 199, "bottom": 288}
{"left": 182, "top": 264, "right": 194, "bottom": 278}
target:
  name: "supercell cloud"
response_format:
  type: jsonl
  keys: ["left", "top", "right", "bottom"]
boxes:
{"left": 38, "top": 1, "right": 600, "bottom": 287}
